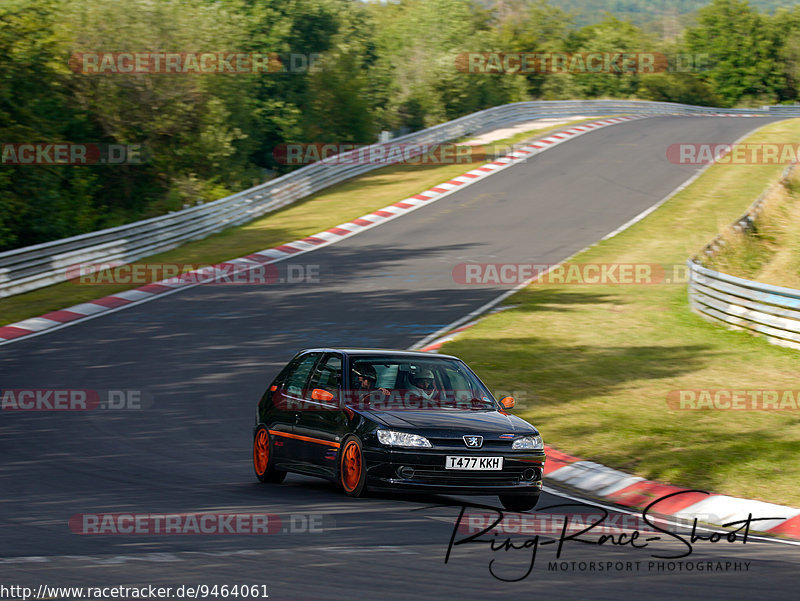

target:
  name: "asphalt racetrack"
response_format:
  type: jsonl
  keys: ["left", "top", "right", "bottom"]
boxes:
{"left": 2, "top": 116, "right": 798, "bottom": 600}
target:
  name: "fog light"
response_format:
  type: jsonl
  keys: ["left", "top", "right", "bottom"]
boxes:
{"left": 522, "top": 468, "right": 538, "bottom": 481}
{"left": 397, "top": 466, "right": 415, "bottom": 479}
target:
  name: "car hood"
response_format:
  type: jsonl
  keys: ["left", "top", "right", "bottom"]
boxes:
{"left": 366, "top": 409, "right": 537, "bottom": 434}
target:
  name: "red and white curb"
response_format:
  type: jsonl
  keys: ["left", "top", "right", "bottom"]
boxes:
{"left": 0, "top": 115, "right": 645, "bottom": 347}
{"left": 419, "top": 324, "right": 800, "bottom": 540}
{"left": 543, "top": 449, "right": 800, "bottom": 539}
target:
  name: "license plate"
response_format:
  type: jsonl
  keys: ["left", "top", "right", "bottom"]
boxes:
{"left": 445, "top": 456, "right": 503, "bottom": 470}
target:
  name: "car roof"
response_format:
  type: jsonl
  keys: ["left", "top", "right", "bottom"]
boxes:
{"left": 299, "top": 348, "right": 459, "bottom": 360}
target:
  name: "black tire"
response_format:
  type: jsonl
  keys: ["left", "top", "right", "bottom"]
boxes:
{"left": 253, "top": 427, "right": 286, "bottom": 483}
{"left": 339, "top": 436, "right": 367, "bottom": 497}
{"left": 499, "top": 493, "right": 540, "bottom": 512}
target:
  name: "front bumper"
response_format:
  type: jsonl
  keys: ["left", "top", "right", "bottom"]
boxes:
{"left": 364, "top": 445, "right": 546, "bottom": 495}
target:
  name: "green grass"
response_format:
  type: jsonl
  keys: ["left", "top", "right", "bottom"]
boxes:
{"left": 0, "top": 118, "right": 599, "bottom": 327}
{"left": 705, "top": 169, "right": 800, "bottom": 290}
{"left": 440, "top": 117, "right": 800, "bottom": 508}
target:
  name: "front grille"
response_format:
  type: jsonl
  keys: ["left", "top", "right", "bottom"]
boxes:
{"left": 407, "top": 465, "right": 531, "bottom": 486}
{"left": 428, "top": 438, "right": 514, "bottom": 450}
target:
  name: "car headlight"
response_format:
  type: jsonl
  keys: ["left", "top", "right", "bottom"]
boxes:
{"left": 377, "top": 430, "right": 432, "bottom": 448}
{"left": 512, "top": 435, "right": 543, "bottom": 450}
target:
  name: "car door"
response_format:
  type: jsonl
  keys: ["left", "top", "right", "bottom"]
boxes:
{"left": 270, "top": 351, "right": 322, "bottom": 465}
{"left": 294, "top": 352, "right": 346, "bottom": 477}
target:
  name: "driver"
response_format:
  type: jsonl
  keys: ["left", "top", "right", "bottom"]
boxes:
{"left": 352, "top": 364, "right": 391, "bottom": 404}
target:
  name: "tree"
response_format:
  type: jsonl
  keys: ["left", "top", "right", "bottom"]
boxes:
{"left": 564, "top": 15, "right": 655, "bottom": 99}
{"left": 685, "top": 0, "right": 785, "bottom": 105}
{"left": 0, "top": 0, "right": 100, "bottom": 249}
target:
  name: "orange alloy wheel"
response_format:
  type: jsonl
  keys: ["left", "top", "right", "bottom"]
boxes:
{"left": 253, "top": 429, "right": 269, "bottom": 476}
{"left": 341, "top": 439, "right": 363, "bottom": 494}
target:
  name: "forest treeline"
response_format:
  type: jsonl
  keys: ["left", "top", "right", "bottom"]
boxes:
{"left": 1, "top": 0, "right": 799, "bottom": 250}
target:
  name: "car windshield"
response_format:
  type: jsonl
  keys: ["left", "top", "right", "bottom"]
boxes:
{"left": 348, "top": 355, "right": 497, "bottom": 410}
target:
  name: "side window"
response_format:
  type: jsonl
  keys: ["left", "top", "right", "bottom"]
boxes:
{"left": 375, "top": 364, "right": 398, "bottom": 389}
{"left": 309, "top": 354, "right": 342, "bottom": 395}
{"left": 284, "top": 353, "right": 322, "bottom": 397}
{"left": 271, "top": 356, "right": 301, "bottom": 389}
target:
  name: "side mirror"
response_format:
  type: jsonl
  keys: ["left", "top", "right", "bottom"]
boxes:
{"left": 311, "top": 388, "right": 335, "bottom": 402}
{"left": 500, "top": 396, "right": 515, "bottom": 409}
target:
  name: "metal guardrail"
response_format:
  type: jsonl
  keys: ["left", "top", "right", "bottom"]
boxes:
{"left": 3, "top": 99, "right": 800, "bottom": 298}
{"left": 688, "top": 164, "right": 800, "bottom": 351}
{"left": 688, "top": 262, "right": 800, "bottom": 351}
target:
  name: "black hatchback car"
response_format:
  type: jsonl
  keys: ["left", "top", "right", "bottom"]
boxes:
{"left": 253, "top": 348, "right": 546, "bottom": 511}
